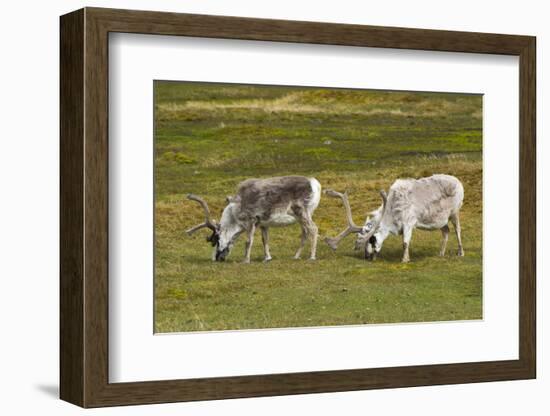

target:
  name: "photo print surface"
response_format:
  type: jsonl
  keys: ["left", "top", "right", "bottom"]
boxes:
{"left": 154, "top": 81, "right": 483, "bottom": 333}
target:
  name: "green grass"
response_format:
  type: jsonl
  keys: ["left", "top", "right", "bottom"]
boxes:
{"left": 154, "top": 81, "right": 483, "bottom": 333}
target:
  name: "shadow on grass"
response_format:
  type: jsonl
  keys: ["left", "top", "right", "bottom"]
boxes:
{"left": 333, "top": 246, "right": 452, "bottom": 263}
{"left": 181, "top": 245, "right": 464, "bottom": 266}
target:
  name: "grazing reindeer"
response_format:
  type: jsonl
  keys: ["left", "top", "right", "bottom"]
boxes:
{"left": 324, "top": 174, "right": 464, "bottom": 262}
{"left": 187, "top": 176, "right": 321, "bottom": 263}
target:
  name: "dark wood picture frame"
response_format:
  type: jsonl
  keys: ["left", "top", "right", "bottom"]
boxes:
{"left": 60, "top": 7, "right": 536, "bottom": 408}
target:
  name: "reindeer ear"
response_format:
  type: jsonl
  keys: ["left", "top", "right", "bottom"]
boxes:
{"left": 226, "top": 195, "right": 234, "bottom": 204}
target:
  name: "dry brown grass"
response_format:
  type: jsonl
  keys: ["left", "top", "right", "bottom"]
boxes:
{"left": 157, "top": 90, "right": 481, "bottom": 120}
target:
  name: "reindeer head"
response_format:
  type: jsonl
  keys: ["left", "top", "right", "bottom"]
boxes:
{"left": 324, "top": 189, "right": 387, "bottom": 261}
{"left": 360, "top": 229, "right": 383, "bottom": 261}
{"left": 355, "top": 210, "right": 384, "bottom": 261}
{"left": 186, "top": 194, "right": 244, "bottom": 262}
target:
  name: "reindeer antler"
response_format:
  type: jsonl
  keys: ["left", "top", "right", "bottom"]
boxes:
{"left": 186, "top": 194, "right": 218, "bottom": 235}
{"left": 324, "top": 189, "right": 388, "bottom": 251}
{"left": 323, "top": 190, "right": 363, "bottom": 251}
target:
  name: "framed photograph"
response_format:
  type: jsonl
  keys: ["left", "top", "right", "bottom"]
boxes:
{"left": 60, "top": 7, "right": 536, "bottom": 408}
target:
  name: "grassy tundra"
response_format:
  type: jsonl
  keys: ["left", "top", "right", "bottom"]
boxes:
{"left": 154, "top": 81, "right": 483, "bottom": 333}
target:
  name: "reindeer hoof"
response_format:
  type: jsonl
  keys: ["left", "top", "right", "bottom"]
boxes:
{"left": 457, "top": 250, "right": 465, "bottom": 257}
{"left": 263, "top": 257, "right": 272, "bottom": 263}
{"left": 308, "top": 257, "right": 316, "bottom": 261}
{"left": 242, "top": 259, "right": 251, "bottom": 264}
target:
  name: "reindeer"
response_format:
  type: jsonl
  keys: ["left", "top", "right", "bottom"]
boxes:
{"left": 324, "top": 174, "right": 464, "bottom": 262}
{"left": 186, "top": 176, "right": 321, "bottom": 263}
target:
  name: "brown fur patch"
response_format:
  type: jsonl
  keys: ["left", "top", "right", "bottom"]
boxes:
{"left": 236, "top": 176, "right": 313, "bottom": 221}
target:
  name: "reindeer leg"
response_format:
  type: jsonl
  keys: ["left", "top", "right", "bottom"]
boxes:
{"left": 243, "top": 223, "right": 256, "bottom": 264}
{"left": 306, "top": 216, "right": 318, "bottom": 261}
{"left": 294, "top": 224, "right": 308, "bottom": 259}
{"left": 260, "top": 226, "right": 272, "bottom": 262}
{"left": 440, "top": 224, "right": 450, "bottom": 256}
{"left": 402, "top": 226, "right": 413, "bottom": 263}
{"left": 450, "top": 213, "right": 464, "bottom": 257}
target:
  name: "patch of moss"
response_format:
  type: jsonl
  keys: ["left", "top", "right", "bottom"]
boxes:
{"left": 161, "top": 151, "right": 196, "bottom": 164}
